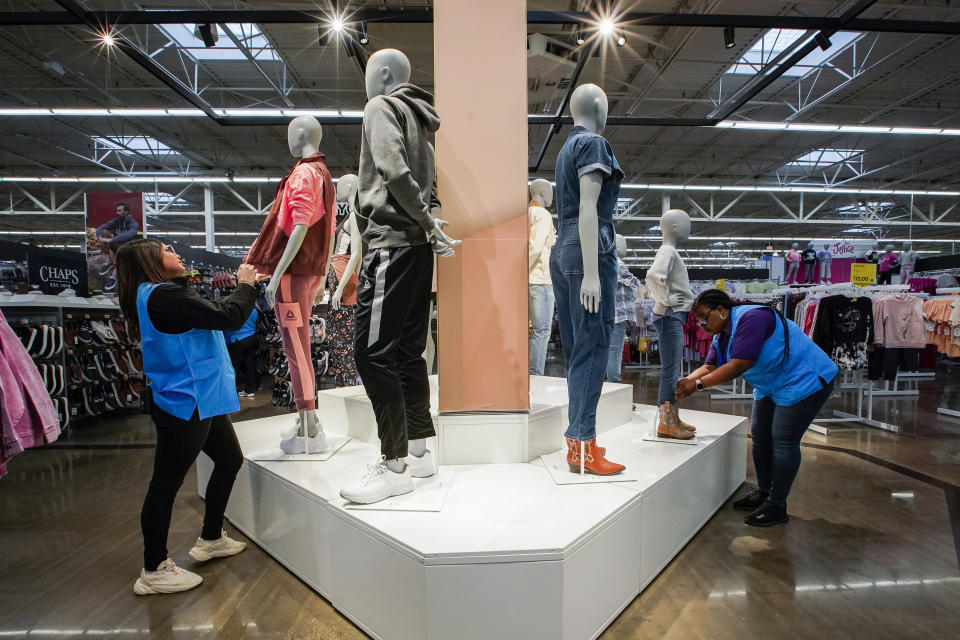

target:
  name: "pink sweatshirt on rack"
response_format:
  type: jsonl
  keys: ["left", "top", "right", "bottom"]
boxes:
{"left": 873, "top": 293, "right": 927, "bottom": 348}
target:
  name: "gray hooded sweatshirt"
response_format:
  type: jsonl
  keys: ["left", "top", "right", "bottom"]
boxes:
{"left": 357, "top": 83, "right": 441, "bottom": 249}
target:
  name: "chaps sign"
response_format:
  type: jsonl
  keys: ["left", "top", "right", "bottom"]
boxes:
{"left": 27, "top": 247, "right": 88, "bottom": 296}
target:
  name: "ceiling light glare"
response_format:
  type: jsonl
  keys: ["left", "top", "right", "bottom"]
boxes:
{"left": 598, "top": 18, "right": 615, "bottom": 37}
{"left": 616, "top": 32, "right": 626, "bottom": 47}
{"left": 889, "top": 127, "right": 941, "bottom": 135}
{"left": 101, "top": 32, "right": 116, "bottom": 47}
{"left": 838, "top": 125, "right": 892, "bottom": 133}
{"left": 330, "top": 16, "right": 346, "bottom": 34}
{"left": 786, "top": 123, "right": 840, "bottom": 132}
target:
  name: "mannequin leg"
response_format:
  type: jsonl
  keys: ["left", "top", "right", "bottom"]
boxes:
{"left": 900, "top": 265, "right": 913, "bottom": 284}
{"left": 277, "top": 273, "right": 324, "bottom": 436}
{"left": 529, "top": 284, "right": 554, "bottom": 376}
{"left": 785, "top": 262, "right": 798, "bottom": 284}
{"left": 605, "top": 321, "right": 627, "bottom": 383}
{"left": 354, "top": 245, "right": 434, "bottom": 462}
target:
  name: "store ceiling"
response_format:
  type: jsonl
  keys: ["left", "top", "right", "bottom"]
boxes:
{"left": 0, "top": 0, "right": 958, "bottom": 263}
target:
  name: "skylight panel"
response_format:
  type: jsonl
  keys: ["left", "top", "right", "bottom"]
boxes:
{"left": 835, "top": 201, "right": 894, "bottom": 216}
{"left": 92, "top": 135, "right": 178, "bottom": 157}
{"left": 156, "top": 23, "right": 279, "bottom": 62}
{"left": 726, "top": 29, "right": 863, "bottom": 78}
{"left": 788, "top": 148, "right": 863, "bottom": 169}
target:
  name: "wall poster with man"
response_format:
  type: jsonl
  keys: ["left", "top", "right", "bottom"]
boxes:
{"left": 85, "top": 192, "right": 144, "bottom": 294}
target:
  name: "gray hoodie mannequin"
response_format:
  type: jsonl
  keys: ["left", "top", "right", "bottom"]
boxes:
{"left": 900, "top": 242, "right": 917, "bottom": 283}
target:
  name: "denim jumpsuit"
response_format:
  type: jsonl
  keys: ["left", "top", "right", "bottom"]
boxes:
{"left": 549, "top": 126, "right": 624, "bottom": 441}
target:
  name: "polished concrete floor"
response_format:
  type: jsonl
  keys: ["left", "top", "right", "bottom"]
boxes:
{"left": 1, "top": 355, "right": 959, "bottom": 639}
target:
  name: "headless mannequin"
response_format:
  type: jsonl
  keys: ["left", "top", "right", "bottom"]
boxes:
{"left": 900, "top": 242, "right": 917, "bottom": 284}
{"left": 801, "top": 241, "right": 817, "bottom": 283}
{"left": 784, "top": 242, "right": 800, "bottom": 284}
{"left": 528, "top": 178, "right": 556, "bottom": 376}
{"left": 818, "top": 243, "right": 833, "bottom": 284}
{"left": 263, "top": 117, "right": 334, "bottom": 441}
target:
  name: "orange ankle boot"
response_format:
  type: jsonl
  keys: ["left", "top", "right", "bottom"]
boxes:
{"left": 657, "top": 401, "right": 695, "bottom": 440}
{"left": 566, "top": 438, "right": 626, "bottom": 475}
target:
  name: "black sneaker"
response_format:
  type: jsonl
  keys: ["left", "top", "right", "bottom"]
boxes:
{"left": 745, "top": 500, "right": 789, "bottom": 527}
{"left": 77, "top": 323, "right": 95, "bottom": 345}
{"left": 732, "top": 487, "right": 768, "bottom": 511}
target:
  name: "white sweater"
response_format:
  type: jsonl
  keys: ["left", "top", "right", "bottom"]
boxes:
{"left": 646, "top": 245, "right": 694, "bottom": 315}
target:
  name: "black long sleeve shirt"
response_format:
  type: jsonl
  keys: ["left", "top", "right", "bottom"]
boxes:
{"left": 146, "top": 278, "right": 258, "bottom": 335}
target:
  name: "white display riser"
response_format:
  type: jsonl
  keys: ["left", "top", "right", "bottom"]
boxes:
{"left": 198, "top": 396, "right": 747, "bottom": 640}
{"left": 316, "top": 375, "right": 634, "bottom": 465}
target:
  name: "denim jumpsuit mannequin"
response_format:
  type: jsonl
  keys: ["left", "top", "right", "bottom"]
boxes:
{"left": 550, "top": 83, "right": 625, "bottom": 476}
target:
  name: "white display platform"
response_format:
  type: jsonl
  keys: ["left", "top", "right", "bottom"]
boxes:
{"left": 198, "top": 382, "right": 746, "bottom": 640}
{"left": 316, "top": 375, "right": 634, "bottom": 465}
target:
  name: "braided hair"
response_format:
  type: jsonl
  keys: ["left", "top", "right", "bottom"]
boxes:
{"left": 692, "top": 289, "right": 791, "bottom": 367}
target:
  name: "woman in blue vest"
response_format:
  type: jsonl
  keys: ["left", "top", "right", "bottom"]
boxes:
{"left": 676, "top": 289, "right": 838, "bottom": 527}
{"left": 116, "top": 238, "right": 259, "bottom": 595}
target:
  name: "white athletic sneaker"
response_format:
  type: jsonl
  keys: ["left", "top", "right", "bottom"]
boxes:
{"left": 238, "top": 391, "right": 256, "bottom": 398}
{"left": 279, "top": 426, "right": 326, "bottom": 454}
{"left": 340, "top": 456, "right": 415, "bottom": 504}
{"left": 133, "top": 558, "right": 202, "bottom": 595}
{"left": 405, "top": 449, "right": 436, "bottom": 478}
{"left": 188, "top": 530, "right": 247, "bottom": 562}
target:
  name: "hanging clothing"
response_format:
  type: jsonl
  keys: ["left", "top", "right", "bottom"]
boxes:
{"left": 0, "top": 309, "right": 60, "bottom": 477}
{"left": 811, "top": 295, "right": 874, "bottom": 371}
{"left": 614, "top": 259, "right": 641, "bottom": 324}
{"left": 873, "top": 293, "right": 926, "bottom": 349}
{"left": 244, "top": 152, "right": 336, "bottom": 276}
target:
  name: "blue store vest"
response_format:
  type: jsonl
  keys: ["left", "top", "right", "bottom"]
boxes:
{"left": 713, "top": 305, "right": 837, "bottom": 406}
{"left": 137, "top": 282, "right": 239, "bottom": 421}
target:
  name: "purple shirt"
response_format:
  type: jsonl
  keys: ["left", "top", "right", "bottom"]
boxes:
{"left": 705, "top": 307, "right": 777, "bottom": 366}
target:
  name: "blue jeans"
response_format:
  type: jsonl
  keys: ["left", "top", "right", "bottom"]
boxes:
{"left": 653, "top": 314, "right": 684, "bottom": 405}
{"left": 550, "top": 222, "right": 617, "bottom": 441}
{"left": 751, "top": 376, "right": 835, "bottom": 507}
{"left": 606, "top": 321, "right": 627, "bottom": 382}
{"left": 528, "top": 284, "right": 555, "bottom": 376}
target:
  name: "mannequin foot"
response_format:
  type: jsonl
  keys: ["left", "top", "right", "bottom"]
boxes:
{"left": 297, "top": 410, "right": 320, "bottom": 437}
{"left": 565, "top": 438, "right": 625, "bottom": 475}
{"left": 280, "top": 413, "right": 326, "bottom": 454}
{"left": 340, "top": 456, "right": 414, "bottom": 504}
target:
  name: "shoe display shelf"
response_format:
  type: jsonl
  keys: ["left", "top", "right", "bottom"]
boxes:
{"left": 0, "top": 295, "right": 144, "bottom": 434}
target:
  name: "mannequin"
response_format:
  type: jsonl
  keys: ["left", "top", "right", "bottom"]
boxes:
{"left": 899, "top": 241, "right": 917, "bottom": 284}
{"left": 864, "top": 241, "right": 880, "bottom": 264}
{"left": 801, "top": 242, "right": 817, "bottom": 284}
{"left": 340, "top": 49, "right": 460, "bottom": 505}
{"left": 607, "top": 234, "right": 640, "bottom": 384}
{"left": 325, "top": 174, "right": 362, "bottom": 388}
{"left": 528, "top": 178, "right": 557, "bottom": 377}
{"left": 645, "top": 209, "right": 696, "bottom": 439}
{"left": 784, "top": 243, "right": 801, "bottom": 284}
{"left": 878, "top": 243, "right": 899, "bottom": 285}
{"left": 549, "top": 83, "right": 625, "bottom": 475}
{"left": 817, "top": 243, "right": 833, "bottom": 284}
{"left": 245, "top": 116, "right": 336, "bottom": 454}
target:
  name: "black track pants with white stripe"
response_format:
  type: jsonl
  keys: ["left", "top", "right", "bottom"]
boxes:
{"left": 354, "top": 243, "right": 435, "bottom": 460}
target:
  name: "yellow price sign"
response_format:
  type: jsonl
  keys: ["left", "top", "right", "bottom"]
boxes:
{"left": 850, "top": 263, "right": 877, "bottom": 287}
{"left": 716, "top": 278, "right": 726, "bottom": 291}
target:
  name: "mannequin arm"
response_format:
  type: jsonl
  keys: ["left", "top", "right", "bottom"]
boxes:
{"left": 263, "top": 224, "right": 307, "bottom": 308}
{"left": 331, "top": 214, "right": 362, "bottom": 309}
{"left": 578, "top": 171, "right": 603, "bottom": 313}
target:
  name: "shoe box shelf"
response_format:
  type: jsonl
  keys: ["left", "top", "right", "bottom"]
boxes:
{"left": 0, "top": 298, "right": 144, "bottom": 436}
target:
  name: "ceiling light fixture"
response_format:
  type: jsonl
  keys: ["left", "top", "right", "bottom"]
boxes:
{"left": 100, "top": 31, "right": 116, "bottom": 47}
{"left": 330, "top": 16, "right": 346, "bottom": 34}
{"left": 616, "top": 32, "right": 626, "bottom": 47}
{"left": 723, "top": 26, "right": 735, "bottom": 49}
{"left": 598, "top": 18, "right": 615, "bottom": 37}
{"left": 196, "top": 23, "right": 218, "bottom": 48}
{"left": 575, "top": 25, "right": 585, "bottom": 46}
{"left": 358, "top": 22, "right": 369, "bottom": 45}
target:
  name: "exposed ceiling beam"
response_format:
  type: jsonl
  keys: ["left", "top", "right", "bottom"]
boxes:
{"left": 1, "top": 10, "right": 959, "bottom": 36}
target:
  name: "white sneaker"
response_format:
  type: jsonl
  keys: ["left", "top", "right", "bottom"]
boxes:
{"left": 188, "top": 530, "right": 247, "bottom": 562}
{"left": 133, "top": 558, "right": 202, "bottom": 595}
{"left": 279, "top": 426, "right": 326, "bottom": 454}
{"left": 340, "top": 456, "right": 414, "bottom": 504}
{"left": 405, "top": 449, "right": 436, "bottom": 478}
{"left": 238, "top": 391, "right": 256, "bottom": 398}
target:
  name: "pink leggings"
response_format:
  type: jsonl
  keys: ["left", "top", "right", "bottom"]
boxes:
{"left": 276, "top": 274, "right": 324, "bottom": 412}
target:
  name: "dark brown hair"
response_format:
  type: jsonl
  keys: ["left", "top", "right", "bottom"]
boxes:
{"left": 116, "top": 238, "right": 169, "bottom": 321}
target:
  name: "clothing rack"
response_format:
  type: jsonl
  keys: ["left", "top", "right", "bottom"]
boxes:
{"left": 809, "top": 372, "right": 904, "bottom": 435}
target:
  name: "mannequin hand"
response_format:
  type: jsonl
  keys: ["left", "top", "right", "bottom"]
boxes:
{"left": 330, "top": 288, "right": 343, "bottom": 310}
{"left": 236, "top": 264, "right": 258, "bottom": 287}
{"left": 676, "top": 378, "right": 698, "bottom": 400}
{"left": 579, "top": 274, "right": 601, "bottom": 313}
{"left": 428, "top": 218, "right": 461, "bottom": 254}
{"left": 668, "top": 293, "right": 685, "bottom": 308}
{"left": 430, "top": 237, "right": 456, "bottom": 258}
{"left": 263, "top": 279, "right": 278, "bottom": 310}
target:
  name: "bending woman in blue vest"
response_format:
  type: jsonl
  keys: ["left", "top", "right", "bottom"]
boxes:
{"left": 675, "top": 289, "right": 838, "bottom": 527}
{"left": 116, "top": 238, "right": 260, "bottom": 595}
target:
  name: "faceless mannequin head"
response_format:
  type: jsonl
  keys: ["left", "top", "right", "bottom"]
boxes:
{"left": 903, "top": 241, "right": 913, "bottom": 251}
{"left": 530, "top": 179, "right": 553, "bottom": 207}
{"left": 365, "top": 49, "right": 411, "bottom": 100}
{"left": 660, "top": 209, "right": 691, "bottom": 246}
{"left": 336, "top": 174, "right": 358, "bottom": 203}
{"left": 287, "top": 116, "right": 323, "bottom": 158}
{"left": 823, "top": 243, "right": 829, "bottom": 250}
{"left": 616, "top": 233, "right": 627, "bottom": 256}
{"left": 884, "top": 244, "right": 895, "bottom": 252}
{"left": 792, "top": 243, "right": 799, "bottom": 249}
{"left": 570, "top": 84, "right": 608, "bottom": 134}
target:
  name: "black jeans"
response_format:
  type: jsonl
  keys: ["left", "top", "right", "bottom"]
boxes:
{"left": 141, "top": 407, "right": 243, "bottom": 571}
{"left": 750, "top": 376, "right": 835, "bottom": 508}
{"left": 354, "top": 244, "right": 435, "bottom": 460}
{"left": 227, "top": 334, "right": 259, "bottom": 393}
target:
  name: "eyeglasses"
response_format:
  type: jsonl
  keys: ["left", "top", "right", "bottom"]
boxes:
{"left": 696, "top": 308, "right": 717, "bottom": 327}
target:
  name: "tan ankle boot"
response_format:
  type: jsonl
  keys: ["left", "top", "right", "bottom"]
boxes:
{"left": 657, "top": 401, "right": 695, "bottom": 440}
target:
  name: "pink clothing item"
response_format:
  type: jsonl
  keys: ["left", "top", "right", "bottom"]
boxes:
{"left": 0, "top": 310, "right": 60, "bottom": 477}
{"left": 276, "top": 273, "right": 325, "bottom": 412}
{"left": 786, "top": 249, "right": 801, "bottom": 263}
{"left": 879, "top": 252, "right": 898, "bottom": 272}
{"left": 278, "top": 161, "right": 329, "bottom": 236}
{"left": 874, "top": 293, "right": 926, "bottom": 348}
